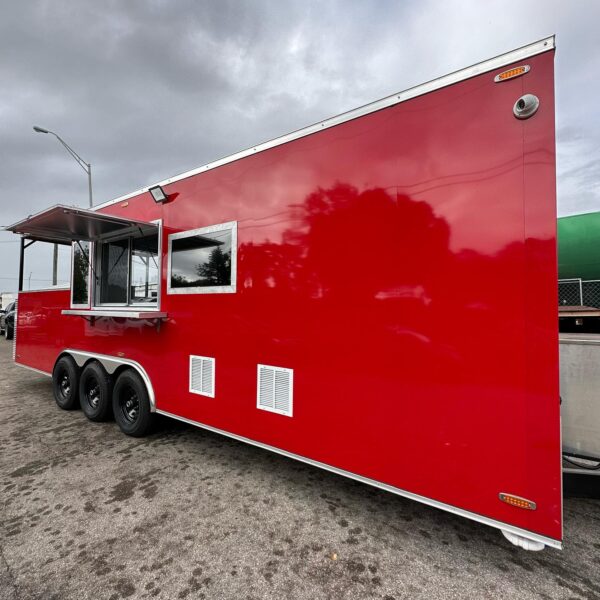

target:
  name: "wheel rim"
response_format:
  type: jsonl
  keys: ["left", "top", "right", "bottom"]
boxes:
{"left": 118, "top": 384, "right": 139, "bottom": 424}
{"left": 59, "top": 369, "right": 71, "bottom": 400}
{"left": 84, "top": 376, "right": 101, "bottom": 409}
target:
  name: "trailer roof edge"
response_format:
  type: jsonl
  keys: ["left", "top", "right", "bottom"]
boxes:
{"left": 93, "top": 35, "right": 555, "bottom": 212}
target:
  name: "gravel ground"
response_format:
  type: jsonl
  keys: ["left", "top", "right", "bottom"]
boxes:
{"left": 0, "top": 340, "right": 599, "bottom": 600}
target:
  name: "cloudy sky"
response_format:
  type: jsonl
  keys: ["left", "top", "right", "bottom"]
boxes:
{"left": 1, "top": 0, "right": 599, "bottom": 292}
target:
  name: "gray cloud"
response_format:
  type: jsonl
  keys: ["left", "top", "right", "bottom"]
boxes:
{"left": 1, "top": 0, "right": 599, "bottom": 292}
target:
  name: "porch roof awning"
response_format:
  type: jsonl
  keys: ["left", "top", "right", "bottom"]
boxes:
{"left": 5, "top": 205, "right": 157, "bottom": 246}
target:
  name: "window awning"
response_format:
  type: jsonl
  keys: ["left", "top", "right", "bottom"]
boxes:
{"left": 5, "top": 205, "right": 157, "bottom": 245}
{"left": 170, "top": 235, "right": 224, "bottom": 252}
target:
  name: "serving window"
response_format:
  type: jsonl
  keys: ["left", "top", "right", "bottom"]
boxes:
{"left": 94, "top": 228, "right": 160, "bottom": 306}
{"left": 68, "top": 220, "right": 161, "bottom": 309}
{"left": 7, "top": 205, "right": 162, "bottom": 306}
{"left": 167, "top": 221, "right": 237, "bottom": 294}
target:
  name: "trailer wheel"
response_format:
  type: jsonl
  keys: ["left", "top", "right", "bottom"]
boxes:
{"left": 112, "top": 369, "right": 154, "bottom": 437}
{"left": 79, "top": 362, "right": 113, "bottom": 422}
{"left": 52, "top": 356, "right": 80, "bottom": 410}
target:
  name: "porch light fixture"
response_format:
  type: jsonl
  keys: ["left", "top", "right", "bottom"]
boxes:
{"left": 149, "top": 185, "right": 168, "bottom": 203}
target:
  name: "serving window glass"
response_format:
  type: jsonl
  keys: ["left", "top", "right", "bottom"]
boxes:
{"left": 71, "top": 241, "right": 91, "bottom": 307}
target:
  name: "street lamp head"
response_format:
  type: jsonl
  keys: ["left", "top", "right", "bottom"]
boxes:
{"left": 31, "top": 125, "right": 93, "bottom": 207}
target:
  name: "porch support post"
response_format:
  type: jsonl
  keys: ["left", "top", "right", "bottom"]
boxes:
{"left": 18, "top": 237, "right": 25, "bottom": 292}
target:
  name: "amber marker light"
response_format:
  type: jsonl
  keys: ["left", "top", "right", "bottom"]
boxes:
{"left": 499, "top": 492, "right": 537, "bottom": 510}
{"left": 494, "top": 65, "right": 530, "bottom": 82}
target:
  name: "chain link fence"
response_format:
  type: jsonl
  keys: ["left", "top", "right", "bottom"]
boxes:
{"left": 559, "top": 278, "right": 600, "bottom": 308}
{"left": 582, "top": 280, "right": 600, "bottom": 308}
{"left": 559, "top": 279, "right": 582, "bottom": 306}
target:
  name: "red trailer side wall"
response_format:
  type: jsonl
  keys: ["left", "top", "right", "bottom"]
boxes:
{"left": 15, "top": 49, "right": 560, "bottom": 541}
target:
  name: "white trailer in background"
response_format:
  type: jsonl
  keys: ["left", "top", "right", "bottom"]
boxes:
{"left": 560, "top": 334, "right": 600, "bottom": 474}
{"left": 1, "top": 293, "right": 15, "bottom": 309}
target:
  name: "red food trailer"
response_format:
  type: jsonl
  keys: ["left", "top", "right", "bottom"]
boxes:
{"left": 6, "top": 36, "right": 561, "bottom": 550}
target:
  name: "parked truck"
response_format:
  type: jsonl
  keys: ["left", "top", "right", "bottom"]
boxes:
{"left": 555, "top": 213, "right": 600, "bottom": 471}
{"left": 6, "top": 37, "right": 561, "bottom": 551}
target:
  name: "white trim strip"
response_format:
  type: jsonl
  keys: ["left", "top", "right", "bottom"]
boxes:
{"left": 93, "top": 36, "right": 555, "bottom": 212}
{"left": 12, "top": 292, "right": 21, "bottom": 362}
{"left": 12, "top": 298, "right": 17, "bottom": 361}
{"left": 156, "top": 408, "right": 562, "bottom": 550}
{"left": 14, "top": 362, "right": 52, "bottom": 377}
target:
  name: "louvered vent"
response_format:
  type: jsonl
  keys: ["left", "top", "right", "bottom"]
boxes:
{"left": 189, "top": 355, "right": 215, "bottom": 398}
{"left": 257, "top": 364, "right": 293, "bottom": 417}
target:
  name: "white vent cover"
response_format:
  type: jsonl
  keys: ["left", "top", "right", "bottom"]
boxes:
{"left": 189, "top": 355, "right": 215, "bottom": 398}
{"left": 257, "top": 364, "right": 293, "bottom": 417}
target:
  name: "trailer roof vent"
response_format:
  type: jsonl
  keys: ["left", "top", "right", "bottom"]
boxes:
{"left": 257, "top": 364, "right": 293, "bottom": 417}
{"left": 189, "top": 355, "right": 215, "bottom": 398}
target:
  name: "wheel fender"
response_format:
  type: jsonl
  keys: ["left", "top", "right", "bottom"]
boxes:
{"left": 58, "top": 349, "right": 156, "bottom": 411}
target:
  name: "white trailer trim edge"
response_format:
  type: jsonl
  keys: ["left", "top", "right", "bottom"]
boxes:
{"left": 11, "top": 352, "right": 561, "bottom": 549}
{"left": 156, "top": 408, "right": 562, "bottom": 550}
{"left": 14, "top": 363, "right": 51, "bottom": 377}
{"left": 92, "top": 36, "right": 555, "bottom": 212}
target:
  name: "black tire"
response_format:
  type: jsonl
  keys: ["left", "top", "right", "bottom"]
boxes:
{"left": 112, "top": 369, "right": 154, "bottom": 437}
{"left": 79, "top": 362, "right": 113, "bottom": 422}
{"left": 52, "top": 356, "right": 80, "bottom": 410}
{"left": 5, "top": 324, "right": 13, "bottom": 340}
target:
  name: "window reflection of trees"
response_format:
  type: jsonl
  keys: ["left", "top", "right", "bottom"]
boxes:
{"left": 237, "top": 182, "right": 553, "bottom": 385}
{"left": 239, "top": 183, "right": 451, "bottom": 300}
{"left": 73, "top": 242, "right": 89, "bottom": 305}
{"left": 196, "top": 246, "right": 231, "bottom": 286}
{"left": 171, "top": 230, "right": 232, "bottom": 288}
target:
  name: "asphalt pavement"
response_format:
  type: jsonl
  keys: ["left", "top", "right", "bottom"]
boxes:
{"left": 0, "top": 339, "right": 599, "bottom": 600}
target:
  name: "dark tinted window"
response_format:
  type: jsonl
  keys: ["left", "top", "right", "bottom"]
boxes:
{"left": 99, "top": 238, "right": 129, "bottom": 303}
{"left": 170, "top": 229, "right": 232, "bottom": 288}
{"left": 72, "top": 241, "right": 90, "bottom": 305}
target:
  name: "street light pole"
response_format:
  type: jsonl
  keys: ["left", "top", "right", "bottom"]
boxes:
{"left": 33, "top": 125, "right": 93, "bottom": 288}
{"left": 33, "top": 126, "right": 93, "bottom": 208}
{"left": 87, "top": 163, "right": 92, "bottom": 209}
